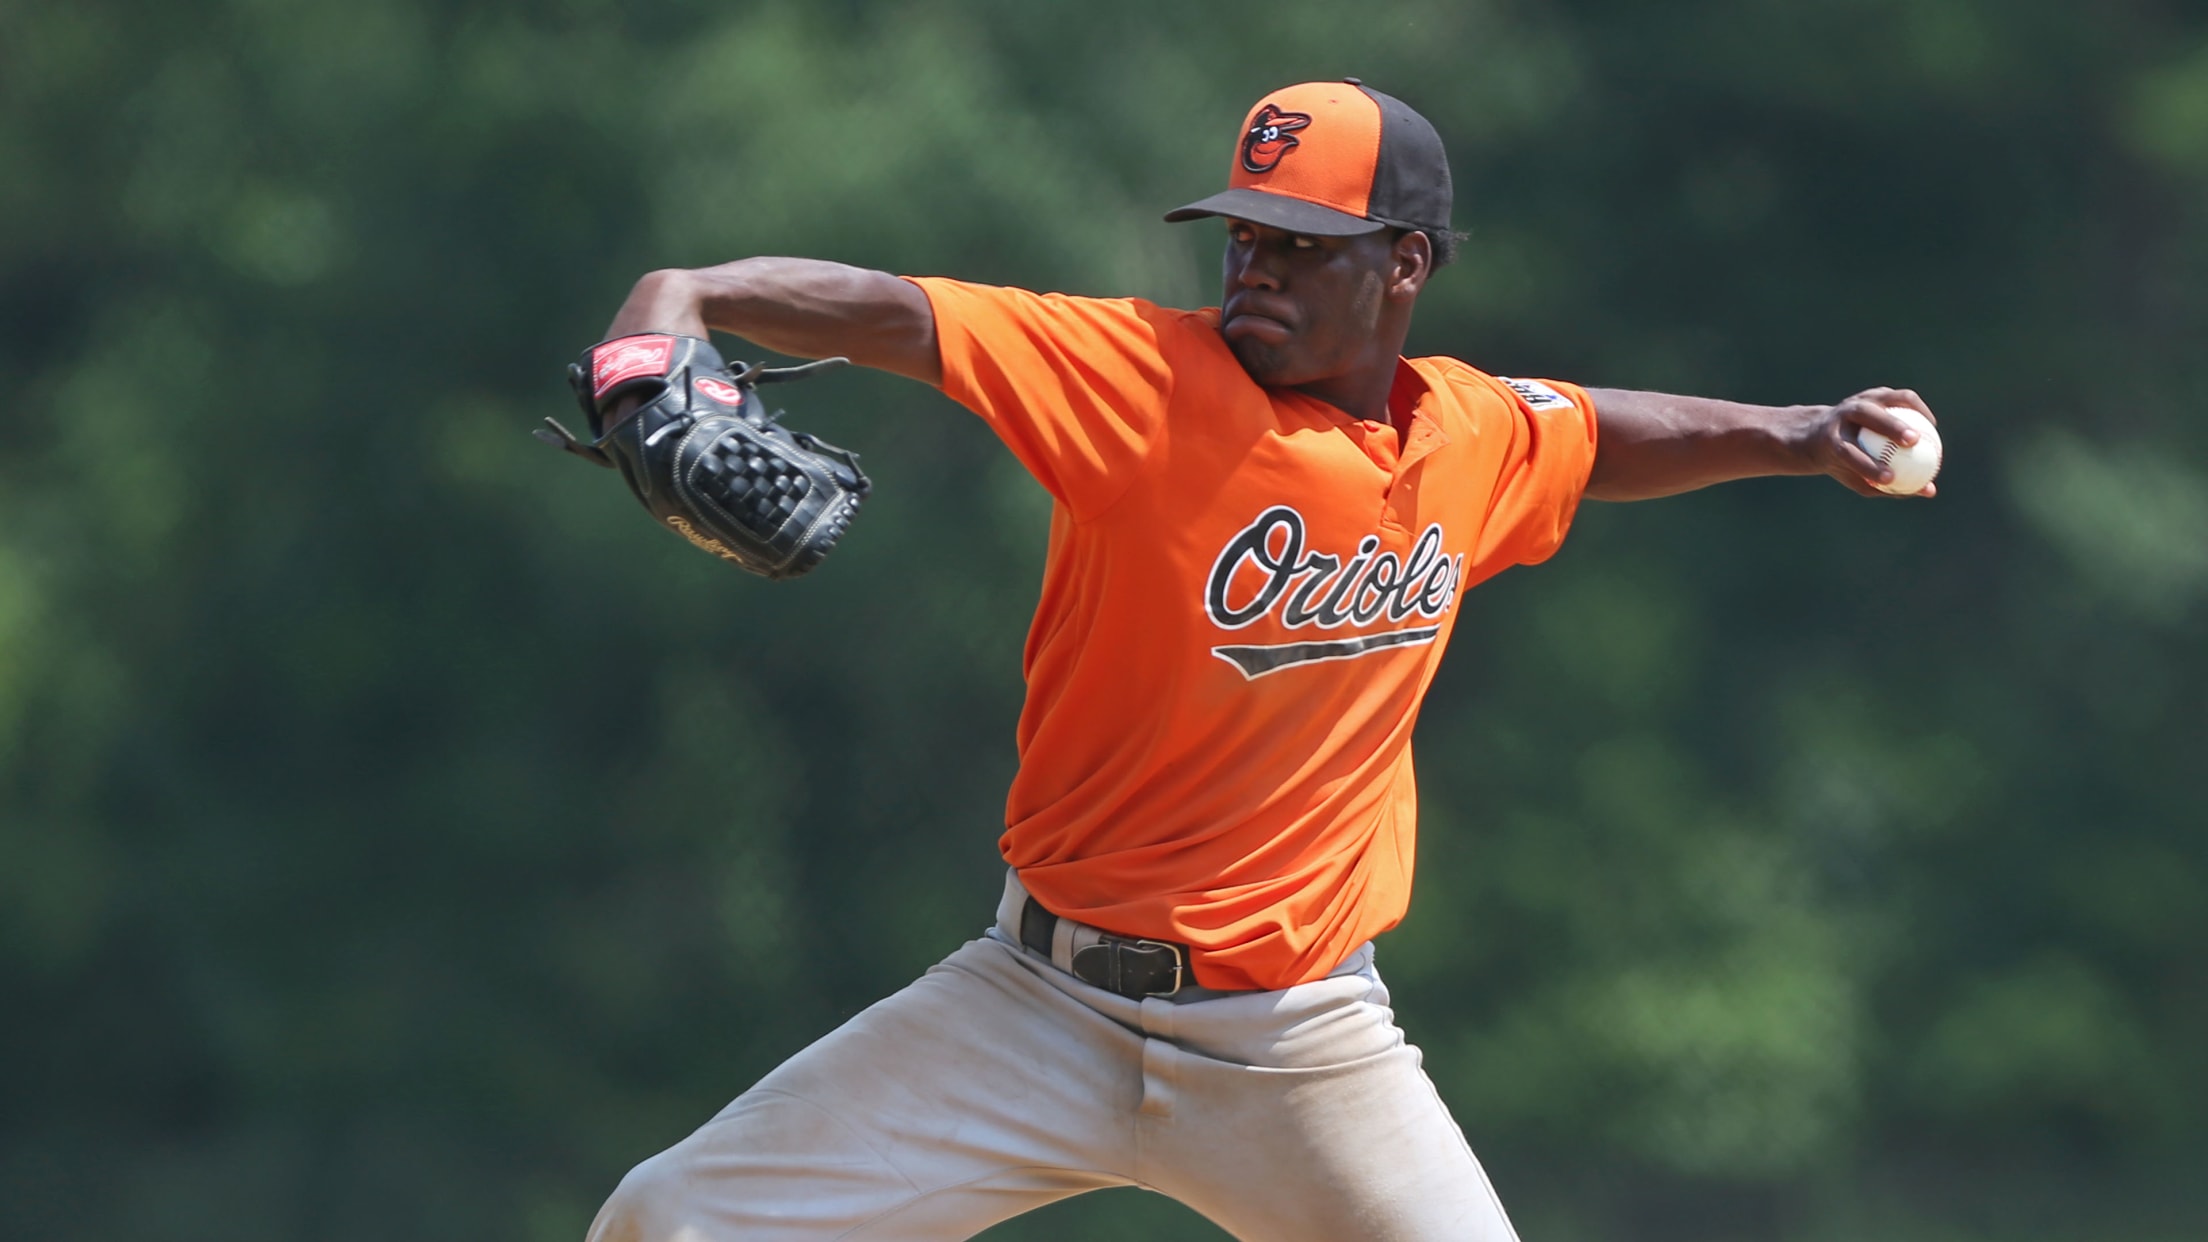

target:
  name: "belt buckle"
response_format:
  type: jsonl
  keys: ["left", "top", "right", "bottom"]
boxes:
{"left": 1129, "top": 939, "right": 1186, "bottom": 997}
{"left": 1071, "top": 936, "right": 1186, "bottom": 998}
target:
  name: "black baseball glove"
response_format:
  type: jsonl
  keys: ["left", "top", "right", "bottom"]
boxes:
{"left": 537, "top": 334, "right": 870, "bottom": 580}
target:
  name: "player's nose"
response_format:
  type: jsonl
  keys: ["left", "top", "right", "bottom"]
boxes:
{"left": 1232, "top": 243, "right": 1286, "bottom": 291}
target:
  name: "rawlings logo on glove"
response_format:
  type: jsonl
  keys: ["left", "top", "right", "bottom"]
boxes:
{"left": 538, "top": 334, "right": 870, "bottom": 581}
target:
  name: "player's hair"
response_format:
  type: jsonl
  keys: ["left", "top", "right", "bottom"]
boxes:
{"left": 1398, "top": 226, "right": 1467, "bottom": 270}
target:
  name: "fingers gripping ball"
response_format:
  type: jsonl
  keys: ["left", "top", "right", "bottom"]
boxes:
{"left": 1857, "top": 406, "right": 1943, "bottom": 496}
{"left": 538, "top": 334, "right": 871, "bottom": 580}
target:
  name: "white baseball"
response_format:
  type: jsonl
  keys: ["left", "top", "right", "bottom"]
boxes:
{"left": 1855, "top": 406, "right": 1942, "bottom": 495}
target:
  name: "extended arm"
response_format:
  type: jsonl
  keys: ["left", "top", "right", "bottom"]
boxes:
{"left": 606, "top": 259, "right": 942, "bottom": 386}
{"left": 1583, "top": 386, "right": 1938, "bottom": 501}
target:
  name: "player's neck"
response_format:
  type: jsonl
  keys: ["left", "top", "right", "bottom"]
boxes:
{"left": 1293, "top": 307, "right": 1418, "bottom": 427}
{"left": 1292, "top": 349, "right": 1408, "bottom": 429}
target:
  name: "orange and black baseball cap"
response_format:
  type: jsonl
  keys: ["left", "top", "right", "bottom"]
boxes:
{"left": 1164, "top": 79, "right": 1453, "bottom": 238}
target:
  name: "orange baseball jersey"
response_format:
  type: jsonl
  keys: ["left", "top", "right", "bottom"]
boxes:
{"left": 907, "top": 276, "right": 1598, "bottom": 991}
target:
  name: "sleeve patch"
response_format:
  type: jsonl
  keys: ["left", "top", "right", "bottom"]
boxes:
{"left": 1499, "top": 377, "right": 1575, "bottom": 412}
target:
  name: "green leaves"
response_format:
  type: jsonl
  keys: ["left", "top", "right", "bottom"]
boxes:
{"left": 2010, "top": 429, "right": 2208, "bottom": 623}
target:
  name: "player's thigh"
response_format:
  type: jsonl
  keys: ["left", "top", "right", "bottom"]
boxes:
{"left": 588, "top": 936, "right": 1142, "bottom": 1242}
{"left": 1160, "top": 1041, "right": 1516, "bottom": 1242}
{"left": 591, "top": 1107, "right": 1126, "bottom": 1242}
{"left": 1142, "top": 965, "right": 1519, "bottom": 1242}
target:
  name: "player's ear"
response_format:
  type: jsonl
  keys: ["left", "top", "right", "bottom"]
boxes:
{"left": 1388, "top": 228, "right": 1431, "bottom": 299}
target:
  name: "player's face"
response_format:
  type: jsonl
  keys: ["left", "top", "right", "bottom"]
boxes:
{"left": 1219, "top": 220, "right": 1402, "bottom": 389}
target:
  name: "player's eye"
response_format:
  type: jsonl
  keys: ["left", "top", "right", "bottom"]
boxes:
{"left": 1291, "top": 234, "right": 1317, "bottom": 249}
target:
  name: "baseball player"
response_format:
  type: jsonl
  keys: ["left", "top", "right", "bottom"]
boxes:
{"left": 577, "top": 80, "right": 1937, "bottom": 1241}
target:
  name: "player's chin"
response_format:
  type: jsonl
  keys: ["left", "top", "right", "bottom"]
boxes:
{"left": 1227, "top": 336, "right": 1305, "bottom": 388}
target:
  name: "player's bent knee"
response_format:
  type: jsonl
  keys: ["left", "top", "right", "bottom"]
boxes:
{"left": 584, "top": 1148, "right": 697, "bottom": 1242}
{"left": 585, "top": 1092, "right": 915, "bottom": 1242}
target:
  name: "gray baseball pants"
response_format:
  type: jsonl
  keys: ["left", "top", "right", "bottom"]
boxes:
{"left": 585, "top": 872, "right": 1519, "bottom": 1241}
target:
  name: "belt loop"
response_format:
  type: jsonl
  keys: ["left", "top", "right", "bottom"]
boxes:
{"left": 1051, "top": 910, "right": 1078, "bottom": 972}
{"left": 996, "top": 868, "right": 1028, "bottom": 935}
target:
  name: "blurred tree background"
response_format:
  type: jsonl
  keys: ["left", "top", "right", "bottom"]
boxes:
{"left": 2, "top": 0, "right": 2204, "bottom": 1238}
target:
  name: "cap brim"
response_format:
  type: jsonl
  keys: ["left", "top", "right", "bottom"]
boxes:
{"left": 1162, "top": 188, "right": 1387, "bottom": 236}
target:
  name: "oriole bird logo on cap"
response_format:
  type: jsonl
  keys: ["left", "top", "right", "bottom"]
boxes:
{"left": 1240, "top": 105, "right": 1311, "bottom": 174}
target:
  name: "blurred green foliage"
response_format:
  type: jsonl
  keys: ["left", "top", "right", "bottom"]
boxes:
{"left": 2, "top": 1, "right": 2205, "bottom": 1239}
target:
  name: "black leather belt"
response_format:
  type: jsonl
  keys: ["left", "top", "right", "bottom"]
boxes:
{"left": 1019, "top": 897, "right": 1190, "bottom": 999}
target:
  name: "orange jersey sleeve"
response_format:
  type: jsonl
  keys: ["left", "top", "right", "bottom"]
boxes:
{"left": 905, "top": 277, "right": 1185, "bottom": 520}
{"left": 1434, "top": 366, "right": 1600, "bottom": 578}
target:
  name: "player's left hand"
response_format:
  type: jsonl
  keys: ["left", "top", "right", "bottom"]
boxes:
{"left": 1808, "top": 387, "right": 1939, "bottom": 498}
